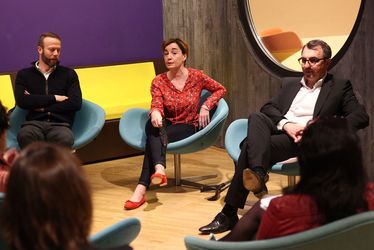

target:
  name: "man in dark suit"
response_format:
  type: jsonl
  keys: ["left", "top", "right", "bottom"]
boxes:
{"left": 199, "top": 40, "right": 369, "bottom": 234}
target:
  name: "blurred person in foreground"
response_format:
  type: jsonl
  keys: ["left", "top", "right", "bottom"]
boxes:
{"left": 1, "top": 142, "right": 131, "bottom": 250}
{"left": 219, "top": 117, "right": 374, "bottom": 241}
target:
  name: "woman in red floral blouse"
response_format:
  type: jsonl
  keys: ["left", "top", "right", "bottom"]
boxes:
{"left": 124, "top": 38, "right": 227, "bottom": 210}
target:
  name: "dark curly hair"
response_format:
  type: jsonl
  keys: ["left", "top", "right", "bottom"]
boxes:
{"left": 0, "top": 101, "right": 9, "bottom": 135}
{"left": 290, "top": 116, "right": 367, "bottom": 224}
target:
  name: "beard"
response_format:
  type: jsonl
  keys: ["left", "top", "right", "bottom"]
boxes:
{"left": 41, "top": 52, "right": 59, "bottom": 67}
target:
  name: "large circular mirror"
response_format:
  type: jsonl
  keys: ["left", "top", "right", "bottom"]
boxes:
{"left": 239, "top": 0, "right": 365, "bottom": 75}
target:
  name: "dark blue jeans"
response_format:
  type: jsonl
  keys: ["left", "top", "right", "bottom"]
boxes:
{"left": 138, "top": 119, "right": 196, "bottom": 187}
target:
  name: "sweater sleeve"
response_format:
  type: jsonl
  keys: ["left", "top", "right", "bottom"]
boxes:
{"left": 14, "top": 70, "right": 55, "bottom": 109}
{"left": 44, "top": 69, "right": 82, "bottom": 113}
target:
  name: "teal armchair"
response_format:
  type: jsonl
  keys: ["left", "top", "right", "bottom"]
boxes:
{"left": 6, "top": 99, "right": 105, "bottom": 150}
{"left": 119, "top": 91, "right": 229, "bottom": 198}
{"left": 90, "top": 217, "right": 141, "bottom": 248}
{"left": 185, "top": 211, "right": 374, "bottom": 250}
{"left": 224, "top": 119, "right": 299, "bottom": 187}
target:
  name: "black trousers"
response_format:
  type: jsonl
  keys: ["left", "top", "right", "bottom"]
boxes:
{"left": 17, "top": 120, "right": 74, "bottom": 149}
{"left": 138, "top": 119, "right": 196, "bottom": 187}
{"left": 224, "top": 112, "right": 298, "bottom": 208}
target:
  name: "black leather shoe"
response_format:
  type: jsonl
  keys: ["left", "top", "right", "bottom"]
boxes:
{"left": 243, "top": 168, "right": 269, "bottom": 197}
{"left": 199, "top": 212, "right": 239, "bottom": 234}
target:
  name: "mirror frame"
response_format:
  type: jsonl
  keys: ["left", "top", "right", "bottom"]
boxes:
{"left": 238, "top": 0, "right": 366, "bottom": 77}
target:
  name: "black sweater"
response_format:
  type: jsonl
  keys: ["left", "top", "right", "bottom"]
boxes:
{"left": 14, "top": 62, "right": 82, "bottom": 126}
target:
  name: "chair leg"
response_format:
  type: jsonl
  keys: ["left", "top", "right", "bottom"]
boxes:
{"left": 288, "top": 176, "right": 296, "bottom": 187}
{"left": 174, "top": 154, "right": 182, "bottom": 186}
{"left": 173, "top": 154, "right": 217, "bottom": 186}
{"left": 172, "top": 154, "right": 229, "bottom": 200}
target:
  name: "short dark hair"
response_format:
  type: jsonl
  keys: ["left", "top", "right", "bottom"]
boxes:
{"left": 293, "top": 116, "right": 367, "bottom": 223}
{"left": 162, "top": 38, "right": 189, "bottom": 58}
{"left": 0, "top": 101, "right": 9, "bottom": 135}
{"left": 38, "top": 32, "right": 61, "bottom": 47}
{"left": 2, "top": 142, "right": 92, "bottom": 250}
{"left": 302, "top": 39, "right": 332, "bottom": 59}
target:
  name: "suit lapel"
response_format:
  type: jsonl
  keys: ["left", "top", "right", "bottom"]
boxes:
{"left": 313, "top": 74, "right": 334, "bottom": 117}
{"left": 282, "top": 80, "right": 302, "bottom": 113}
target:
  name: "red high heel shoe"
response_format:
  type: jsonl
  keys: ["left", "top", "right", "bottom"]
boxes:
{"left": 124, "top": 196, "right": 146, "bottom": 210}
{"left": 151, "top": 172, "right": 168, "bottom": 186}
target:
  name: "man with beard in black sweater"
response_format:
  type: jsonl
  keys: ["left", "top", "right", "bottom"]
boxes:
{"left": 14, "top": 32, "right": 82, "bottom": 149}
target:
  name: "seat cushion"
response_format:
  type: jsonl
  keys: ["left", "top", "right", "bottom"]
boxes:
{"left": 0, "top": 75, "right": 15, "bottom": 110}
{"left": 75, "top": 62, "right": 155, "bottom": 120}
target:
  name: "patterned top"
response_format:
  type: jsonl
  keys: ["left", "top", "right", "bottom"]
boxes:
{"left": 150, "top": 68, "right": 227, "bottom": 126}
{"left": 0, "top": 157, "right": 10, "bottom": 192}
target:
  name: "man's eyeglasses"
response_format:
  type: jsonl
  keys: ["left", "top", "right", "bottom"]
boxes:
{"left": 298, "top": 57, "right": 326, "bottom": 66}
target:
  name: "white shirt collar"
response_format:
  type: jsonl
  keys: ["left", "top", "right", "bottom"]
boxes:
{"left": 300, "top": 73, "right": 327, "bottom": 90}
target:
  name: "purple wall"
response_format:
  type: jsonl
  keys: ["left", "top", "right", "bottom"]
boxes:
{"left": 0, "top": 0, "right": 163, "bottom": 73}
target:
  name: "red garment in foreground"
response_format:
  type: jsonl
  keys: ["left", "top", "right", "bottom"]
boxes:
{"left": 256, "top": 183, "right": 374, "bottom": 239}
{"left": 0, "top": 162, "right": 10, "bottom": 192}
{"left": 0, "top": 148, "right": 18, "bottom": 192}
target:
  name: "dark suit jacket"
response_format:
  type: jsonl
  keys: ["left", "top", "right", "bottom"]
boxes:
{"left": 260, "top": 74, "right": 369, "bottom": 131}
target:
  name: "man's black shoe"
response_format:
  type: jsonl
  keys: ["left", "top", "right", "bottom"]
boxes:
{"left": 243, "top": 168, "right": 269, "bottom": 198}
{"left": 199, "top": 212, "right": 239, "bottom": 234}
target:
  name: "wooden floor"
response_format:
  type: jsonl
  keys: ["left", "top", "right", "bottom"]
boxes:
{"left": 84, "top": 147, "right": 289, "bottom": 250}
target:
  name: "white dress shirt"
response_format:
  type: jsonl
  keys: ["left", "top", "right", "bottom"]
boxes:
{"left": 277, "top": 75, "right": 326, "bottom": 130}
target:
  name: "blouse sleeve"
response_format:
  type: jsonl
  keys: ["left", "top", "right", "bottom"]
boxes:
{"left": 200, "top": 72, "right": 227, "bottom": 110}
{"left": 150, "top": 78, "right": 164, "bottom": 117}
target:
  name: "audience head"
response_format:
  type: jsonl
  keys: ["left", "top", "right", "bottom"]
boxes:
{"left": 295, "top": 116, "right": 367, "bottom": 222}
{"left": 0, "top": 101, "right": 9, "bottom": 152}
{"left": 162, "top": 38, "right": 189, "bottom": 66}
{"left": 2, "top": 142, "right": 92, "bottom": 250}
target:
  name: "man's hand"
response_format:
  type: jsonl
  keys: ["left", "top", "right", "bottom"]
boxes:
{"left": 283, "top": 123, "right": 305, "bottom": 143}
{"left": 199, "top": 106, "right": 210, "bottom": 128}
{"left": 54, "top": 95, "right": 68, "bottom": 102}
{"left": 151, "top": 110, "right": 163, "bottom": 128}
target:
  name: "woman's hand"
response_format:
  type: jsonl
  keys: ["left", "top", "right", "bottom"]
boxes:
{"left": 151, "top": 110, "right": 163, "bottom": 128}
{"left": 199, "top": 105, "right": 210, "bottom": 128}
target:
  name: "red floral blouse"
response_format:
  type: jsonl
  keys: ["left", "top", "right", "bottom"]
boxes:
{"left": 150, "top": 68, "right": 227, "bottom": 127}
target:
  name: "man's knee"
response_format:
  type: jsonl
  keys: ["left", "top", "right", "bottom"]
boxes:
{"left": 248, "top": 112, "right": 267, "bottom": 122}
{"left": 46, "top": 128, "right": 74, "bottom": 148}
{"left": 17, "top": 126, "right": 44, "bottom": 149}
{"left": 248, "top": 112, "right": 274, "bottom": 130}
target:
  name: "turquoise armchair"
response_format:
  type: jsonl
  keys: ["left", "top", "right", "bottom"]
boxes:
{"left": 6, "top": 99, "right": 105, "bottom": 150}
{"left": 185, "top": 211, "right": 374, "bottom": 250}
{"left": 90, "top": 217, "right": 141, "bottom": 248}
{"left": 119, "top": 90, "right": 229, "bottom": 198}
{"left": 224, "top": 119, "right": 299, "bottom": 187}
